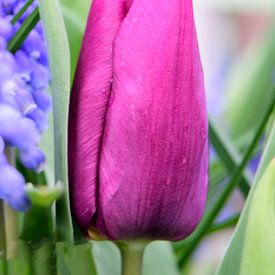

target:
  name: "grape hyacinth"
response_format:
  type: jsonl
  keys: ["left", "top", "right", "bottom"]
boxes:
{"left": 0, "top": 0, "right": 51, "bottom": 211}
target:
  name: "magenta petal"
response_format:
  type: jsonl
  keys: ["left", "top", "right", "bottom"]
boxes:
{"left": 96, "top": 0, "right": 208, "bottom": 241}
{"left": 68, "top": 0, "right": 127, "bottom": 230}
{"left": 69, "top": 0, "right": 208, "bottom": 241}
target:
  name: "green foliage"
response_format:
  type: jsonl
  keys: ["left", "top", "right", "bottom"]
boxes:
{"left": 26, "top": 182, "right": 63, "bottom": 208}
{"left": 56, "top": 243, "right": 97, "bottom": 275}
{"left": 7, "top": 7, "right": 39, "bottom": 53}
{"left": 225, "top": 25, "right": 275, "bottom": 137}
{"left": 40, "top": 111, "right": 55, "bottom": 185}
{"left": 5, "top": 241, "right": 32, "bottom": 275}
{"left": 38, "top": 0, "right": 73, "bottom": 242}
{"left": 32, "top": 242, "right": 56, "bottom": 275}
{"left": 176, "top": 96, "right": 274, "bottom": 269}
{"left": 59, "top": 0, "right": 91, "bottom": 82}
{"left": 209, "top": 117, "right": 252, "bottom": 196}
{"left": 11, "top": 0, "right": 34, "bottom": 25}
{"left": 217, "top": 124, "right": 275, "bottom": 275}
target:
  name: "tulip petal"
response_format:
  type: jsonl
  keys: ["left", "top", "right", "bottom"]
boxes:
{"left": 96, "top": 0, "right": 208, "bottom": 240}
{"left": 68, "top": 0, "right": 127, "bottom": 230}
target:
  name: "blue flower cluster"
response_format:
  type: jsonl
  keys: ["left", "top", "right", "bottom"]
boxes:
{"left": 0, "top": 0, "right": 51, "bottom": 211}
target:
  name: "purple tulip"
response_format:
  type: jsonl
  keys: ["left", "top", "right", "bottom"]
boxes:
{"left": 69, "top": 0, "right": 208, "bottom": 241}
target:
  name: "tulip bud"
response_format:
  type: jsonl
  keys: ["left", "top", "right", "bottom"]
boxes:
{"left": 69, "top": 0, "right": 208, "bottom": 241}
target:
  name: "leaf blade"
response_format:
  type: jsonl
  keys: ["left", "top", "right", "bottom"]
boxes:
{"left": 217, "top": 120, "right": 275, "bottom": 275}
{"left": 38, "top": 0, "right": 73, "bottom": 242}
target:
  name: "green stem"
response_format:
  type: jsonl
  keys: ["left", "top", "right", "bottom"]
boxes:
{"left": 3, "top": 148, "right": 18, "bottom": 259}
{"left": 118, "top": 241, "right": 148, "bottom": 275}
{"left": 3, "top": 205, "right": 18, "bottom": 259}
{"left": 0, "top": 202, "right": 5, "bottom": 259}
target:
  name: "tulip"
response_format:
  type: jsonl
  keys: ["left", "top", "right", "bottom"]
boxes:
{"left": 69, "top": 0, "right": 208, "bottom": 242}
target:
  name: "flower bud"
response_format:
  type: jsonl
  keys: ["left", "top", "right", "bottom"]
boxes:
{"left": 69, "top": 0, "right": 208, "bottom": 241}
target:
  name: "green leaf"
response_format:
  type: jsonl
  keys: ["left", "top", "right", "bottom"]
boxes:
{"left": 217, "top": 121, "right": 275, "bottom": 275}
{"left": 32, "top": 242, "right": 56, "bottom": 275}
{"left": 176, "top": 95, "right": 275, "bottom": 269}
{"left": 38, "top": 0, "right": 73, "bottom": 242}
{"left": 11, "top": 0, "right": 34, "bottom": 25}
{"left": 5, "top": 241, "right": 32, "bottom": 275}
{"left": 56, "top": 242, "right": 97, "bottom": 275}
{"left": 59, "top": 0, "right": 90, "bottom": 18}
{"left": 143, "top": 242, "right": 180, "bottom": 275}
{"left": 59, "top": 0, "right": 90, "bottom": 81}
{"left": 217, "top": 159, "right": 275, "bottom": 275}
{"left": 92, "top": 241, "right": 180, "bottom": 275}
{"left": 40, "top": 110, "right": 55, "bottom": 185}
{"left": 224, "top": 25, "right": 275, "bottom": 137}
{"left": 26, "top": 182, "right": 64, "bottom": 208}
{"left": 209, "top": 117, "right": 252, "bottom": 196}
{"left": 254, "top": 120, "right": 275, "bottom": 182}
{"left": 239, "top": 160, "right": 275, "bottom": 274}
{"left": 8, "top": 7, "right": 39, "bottom": 53}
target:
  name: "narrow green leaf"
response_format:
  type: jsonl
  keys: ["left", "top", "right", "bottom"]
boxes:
{"left": 40, "top": 110, "right": 55, "bottom": 185}
{"left": 207, "top": 213, "right": 240, "bottom": 235}
{"left": 11, "top": 0, "right": 34, "bottom": 25}
{"left": 59, "top": 1, "right": 90, "bottom": 82}
{"left": 209, "top": 117, "right": 252, "bottom": 196}
{"left": 8, "top": 7, "right": 39, "bottom": 53}
{"left": 38, "top": 0, "right": 73, "bottom": 242}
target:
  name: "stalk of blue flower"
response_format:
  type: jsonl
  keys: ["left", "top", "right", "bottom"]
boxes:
{"left": 0, "top": 147, "right": 20, "bottom": 259}
{"left": 19, "top": 146, "right": 45, "bottom": 172}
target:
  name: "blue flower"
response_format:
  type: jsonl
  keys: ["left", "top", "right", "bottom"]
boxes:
{"left": 0, "top": 163, "right": 30, "bottom": 211}
{"left": 19, "top": 146, "right": 45, "bottom": 172}
{"left": 0, "top": 104, "right": 41, "bottom": 149}
{"left": 0, "top": 0, "right": 51, "bottom": 211}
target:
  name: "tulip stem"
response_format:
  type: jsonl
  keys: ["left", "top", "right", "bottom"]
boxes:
{"left": 118, "top": 241, "right": 148, "bottom": 275}
{"left": 3, "top": 147, "right": 18, "bottom": 259}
